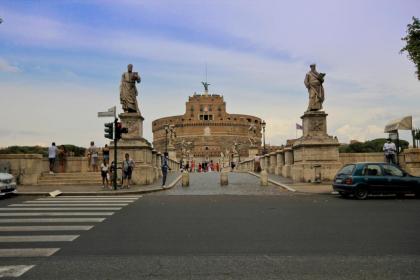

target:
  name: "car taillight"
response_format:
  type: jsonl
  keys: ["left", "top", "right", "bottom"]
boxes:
{"left": 344, "top": 177, "right": 353, "bottom": 185}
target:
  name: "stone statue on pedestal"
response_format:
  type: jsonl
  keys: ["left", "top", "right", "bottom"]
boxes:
{"left": 304, "top": 64, "right": 325, "bottom": 111}
{"left": 248, "top": 123, "right": 258, "bottom": 147}
{"left": 120, "top": 64, "right": 141, "bottom": 113}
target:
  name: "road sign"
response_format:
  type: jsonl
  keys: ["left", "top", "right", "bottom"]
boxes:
{"left": 97, "top": 106, "right": 116, "bottom": 118}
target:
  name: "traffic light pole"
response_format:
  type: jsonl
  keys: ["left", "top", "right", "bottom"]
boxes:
{"left": 113, "top": 117, "right": 118, "bottom": 190}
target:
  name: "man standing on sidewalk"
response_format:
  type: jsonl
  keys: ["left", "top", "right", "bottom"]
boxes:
{"left": 161, "top": 152, "right": 171, "bottom": 187}
{"left": 48, "top": 142, "right": 58, "bottom": 174}
{"left": 383, "top": 138, "right": 397, "bottom": 164}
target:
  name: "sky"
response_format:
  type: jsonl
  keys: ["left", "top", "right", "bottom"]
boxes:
{"left": 0, "top": 0, "right": 419, "bottom": 148}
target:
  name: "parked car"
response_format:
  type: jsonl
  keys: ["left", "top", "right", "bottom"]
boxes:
{"left": 0, "top": 172, "right": 17, "bottom": 196}
{"left": 333, "top": 162, "right": 420, "bottom": 199}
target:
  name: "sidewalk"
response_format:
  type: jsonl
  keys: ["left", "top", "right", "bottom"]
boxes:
{"left": 248, "top": 171, "right": 333, "bottom": 194}
{"left": 17, "top": 172, "right": 182, "bottom": 196}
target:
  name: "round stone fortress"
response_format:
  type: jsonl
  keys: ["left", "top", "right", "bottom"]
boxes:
{"left": 152, "top": 89, "right": 262, "bottom": 162}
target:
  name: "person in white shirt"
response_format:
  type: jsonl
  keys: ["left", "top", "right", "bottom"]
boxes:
{"left": 88, "top": 141, "right": 99, "bottom": 172}
{"left": 100, "top": 160, "right": 109, "bottom": 189}
{"left": 48, "top": 142, "right": 58, "bottom": 174}
{"left": 383, "top": 138, "right": 397, "bottom": 164}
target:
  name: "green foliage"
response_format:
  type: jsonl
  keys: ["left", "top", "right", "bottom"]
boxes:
{"left": 401, "top": 17, "right": 420, "bottom": 80}
{"left": 0, "top": 145, "right": 86, "bottom": 157}
{"left": 339, "top": 138, "right": 409, "bottom": 153}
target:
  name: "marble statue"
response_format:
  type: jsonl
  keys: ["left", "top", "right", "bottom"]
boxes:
{"left": 304, "top": 64, "right": 325, "bottom": 111}
{"left": 120, "top": 64, "right": 141, "bottom": 113}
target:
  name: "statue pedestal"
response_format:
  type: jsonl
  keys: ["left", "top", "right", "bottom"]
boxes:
{"left": 291, "top": 111, "right": 341, "bottom": 182}
{"left": 119, "top": 112, "right": 144, "bottom": 139}
{"left": 168, "top": 147, "right": 177, "bottom": 161}
{"left": 248, "top": 147, "right": 259, "bottom": 159}
{"left": 109, "top": 112, "right": 154, "bottom": 185}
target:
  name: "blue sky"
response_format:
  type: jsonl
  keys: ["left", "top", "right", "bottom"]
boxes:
{"left": 0, "top": 0, "right": 419, "bottom": 147}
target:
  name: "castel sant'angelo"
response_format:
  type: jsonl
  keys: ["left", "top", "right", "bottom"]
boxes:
{"left": 152, "top": 84, "right": 262, "bottom": 162}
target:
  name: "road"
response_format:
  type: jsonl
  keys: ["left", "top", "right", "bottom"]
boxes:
{"left": 0, "top": 172, "right": 419, "bottom": 279}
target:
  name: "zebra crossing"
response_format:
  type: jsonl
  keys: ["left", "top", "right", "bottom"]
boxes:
{"left": 0, "top": 195, "right": 142, "bottom": 278}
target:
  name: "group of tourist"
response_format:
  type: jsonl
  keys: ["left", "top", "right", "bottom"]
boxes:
{"left": 180, "top": 160, "right": 221, "bottom": 172}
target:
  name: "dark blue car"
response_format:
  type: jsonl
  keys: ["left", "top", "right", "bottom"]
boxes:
{"left": 333, "top": 162, "right": 420, "bottom": 199}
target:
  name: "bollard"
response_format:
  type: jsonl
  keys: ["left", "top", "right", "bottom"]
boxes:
{"left": 220, "top": 170, "right": 228, "bottom": 186}
{"left": 182, "top": 170, "right": 189, "bottom": 187}
{"left": 260, "top": 169, "right": 268, "bottom": 186}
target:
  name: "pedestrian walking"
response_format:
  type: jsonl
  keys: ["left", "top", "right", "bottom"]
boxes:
{"left": 88, "top": 141, "right": 99, "bottom": 172}
{"left": 48, "top": 142, "right": 58, "bottom": 174}
{"left": 122, "top": 153, "right": 135, "bottom": 189}
{"left": 100, "top": 159, "right": 110, "bottom": 189}
{"left": 161, "top": 152, "right": 171, "bottom": 187}
{"left": 383, "top": 138, "right": 397, "bottom": 164}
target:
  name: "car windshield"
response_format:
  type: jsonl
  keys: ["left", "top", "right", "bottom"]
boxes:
{"left": 337, "top": 164, "right": 355, "bottom": 175}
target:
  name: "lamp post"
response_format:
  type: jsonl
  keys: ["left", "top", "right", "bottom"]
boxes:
{"left": 261, "top": 120, "right": 266, "bottom": 155}
{"left": 164, "top": 124, "right": 169, "bottom": 153}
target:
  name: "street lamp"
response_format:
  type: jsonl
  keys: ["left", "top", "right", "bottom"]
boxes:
{"left": 261, "top": 120, "right": 266, "bottom": 154}
{"left": 164, "top": 124, "right": 169, "bottom": 153}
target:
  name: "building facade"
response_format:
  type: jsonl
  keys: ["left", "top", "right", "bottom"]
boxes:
{"left": 152, "top": 91, "right": 262, "bottom": 162}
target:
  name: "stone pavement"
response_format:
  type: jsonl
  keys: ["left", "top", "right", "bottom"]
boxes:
{"left": 248, "top": 171, "right": 333, "bottom": 194}
{"left": 16, "top": 172, "right": 181, "bottom": 196}
{"left": 153, "top": 172, "right": 289, "bottom": 196}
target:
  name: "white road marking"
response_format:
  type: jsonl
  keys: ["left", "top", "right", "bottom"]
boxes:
{"left": 0, "top": 265, "right": 35, "bottom": 277}
{"left": 0, "top": 218, "right": 105, "bottom": 223}
{"left": 0, "top": 212, "right": 114, "bottom": 216}
{"left": 0, "top": 248, "right": 60, "bottom": 257}
{"left": 26, "top": 200, "right": 136, "bottom": 203}
{"left": 58, "top": 195, "right": 142, "bottom": 198}
{"left": 0, "top": 235, "right": 79, "bottom": 242}
{"left": 36, "top": 198, "right": 138, "bottom": 201}
{"left": 10, "top": 203, "right": 129, "bottom": 207}
{"left": 1, "top": 207, "right": 122, "bottom": 211}
{"left": 0, "top": 225, "right": 93, "bottom": 231}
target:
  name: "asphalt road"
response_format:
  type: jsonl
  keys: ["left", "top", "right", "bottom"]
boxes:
{"left": 1, "top": 173, "right": 419, "bottom": 279}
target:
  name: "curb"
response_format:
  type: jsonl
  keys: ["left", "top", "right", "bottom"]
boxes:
{"left": 16, "top": 174, "right": 183, "bottom": 196}
{"left": 247, "top": 171, "right": 297, "bottom": 192}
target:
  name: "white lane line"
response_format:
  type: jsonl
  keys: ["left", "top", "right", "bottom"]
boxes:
{"left": 0, "top": 248, "right": 60, "bottom": 257}
{"left": 0, "top": 265, "right": 35, "bottom": 277}
{"left": 10, "top": 204, "right": 129, "bottom": 207}
{"left": 0, "top": 212, "right": 114, "bottom": 216}
{"left": 0, "top": 225, "right": 93, "bottom": 231}
{"left": 0, "top": 235, "right": 79, "bottom": 242}
{"left": 59, "top": 195, "right": 142, "bottom": 198}
{"left": 1, "top": 207, "right": 122, "bottom": 211}
{"left": 37, "top": 198, "right": 138, "bottom": 200}
{"left": 26, "top": 200, "right": 136, "bottom": 203}
{"left": 0, "top": 218, "right": 105, "bottom": 223}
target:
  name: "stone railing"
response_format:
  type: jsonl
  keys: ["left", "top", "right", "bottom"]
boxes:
{"left": 238, "top": 148, "right": 420, "bottom": 182}
{"left": 0, "top": 152, "right": 180, "bottom": 185}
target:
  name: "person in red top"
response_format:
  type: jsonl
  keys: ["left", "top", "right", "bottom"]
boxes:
{"left": 216, "top": 162, "right": 220, "bottom": 172}
{"left": 198, "top": 163, "right": 202, "bottom": 173}
{"left": 191, "top": 160, "right": 195, "bottom": 172}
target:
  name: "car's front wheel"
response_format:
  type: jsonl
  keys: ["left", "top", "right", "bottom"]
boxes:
{"left": 354, "top": 187, "right": 368, "bottom": 200}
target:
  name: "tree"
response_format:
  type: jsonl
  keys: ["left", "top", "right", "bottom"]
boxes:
{"left": 339, "top": 138, "right": 409, "bottom": 153}
{"left": 400, "top": 17, "right": 420, "bottom": 80}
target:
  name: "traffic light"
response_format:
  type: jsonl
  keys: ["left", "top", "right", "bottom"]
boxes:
{"left": 104, "top": 122, "right": 113, "bottom": 139}
{"left": 115, "top": 122, "right": 129, "bottom": 140}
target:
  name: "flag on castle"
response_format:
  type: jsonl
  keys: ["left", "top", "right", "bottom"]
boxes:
{"left": 296, "top": 123, "right": 303, "bottom": 130}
